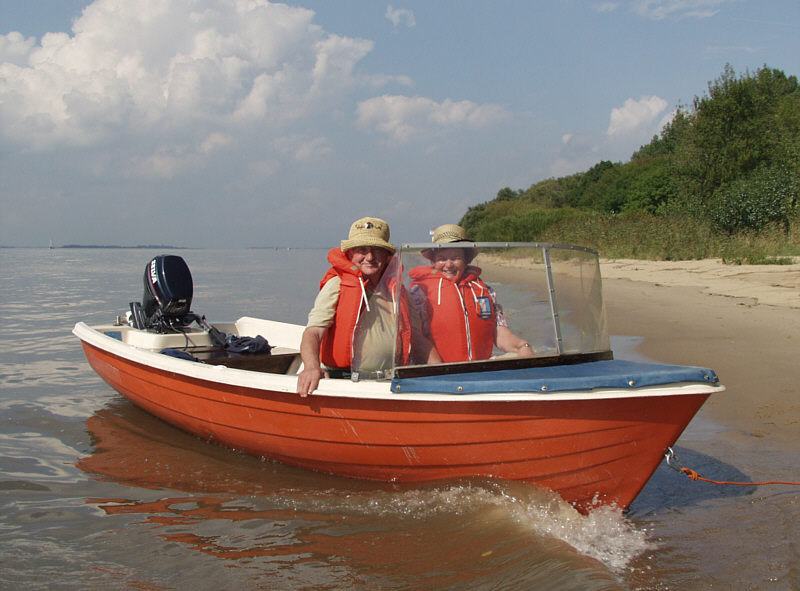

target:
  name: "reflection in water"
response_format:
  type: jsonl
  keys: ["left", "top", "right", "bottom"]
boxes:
{"left": 76, "top": 404, "right": 648, "bottom": 589}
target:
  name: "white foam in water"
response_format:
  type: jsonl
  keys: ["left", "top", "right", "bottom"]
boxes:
{"left": 297, "top": 481, "right": 653, "bottom": 572}
{"left": 517, "top": 498, "right": 654, "bottom": 572}
{"left": 467, "top": 483, "right": 653, "bottom": 572}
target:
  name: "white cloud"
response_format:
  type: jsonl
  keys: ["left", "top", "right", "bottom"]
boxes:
{"left": 365, "top": 73, "right": 414, "bottom": 88}
{"left": 657, "top": 108, "right": 677, "bottom": 132}
{"left": 0, "top": 31, "right": 37, "bottom": 65}
{"left": 126, "top": 144, "right": 194, "bottom": 180}
{"left": 248, "top": 159, "right": 281, "bottom": 179}
{"left": 552, "top": 96, "right": 671, "bottom": 176}
{"left": 385, "top": 6, "right": 416, "bottom": 29}
{"left": 593, "top": 2, "right": 621, "bottom": 13}
{"left": 356, "top": 95, "right": 511, "bottom": 143}
{"left": 550, "top": 134, "right": 602, "bottom": 177}
{"left": 607, "top": 95, "right": 668, "bottom": 137}
{"left": 0, "top": 0, "right": 374, "bottom": 151}
{"left": 631, "top": 0, "right": 729, "bottom": 20}
{"left": 273, "top": 134, "right": 331, "bottom": 160}
{"left": 200, "top": 132, "right": 234, "bottom": 154}
{"left": 126, "top": 133, "right": 232, "bottom": 180}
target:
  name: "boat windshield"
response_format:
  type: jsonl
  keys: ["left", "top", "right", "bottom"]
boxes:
{"left": 348, "top": 242, "right": 610, "bottom": 378}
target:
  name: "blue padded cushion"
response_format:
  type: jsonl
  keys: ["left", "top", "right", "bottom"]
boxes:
{"left": 391, "top": 359, "right": 718, "bottom": 394}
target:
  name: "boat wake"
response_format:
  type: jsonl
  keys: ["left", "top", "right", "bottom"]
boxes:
{"left": 296, "top": 479, "right": 653, "bottom": 573}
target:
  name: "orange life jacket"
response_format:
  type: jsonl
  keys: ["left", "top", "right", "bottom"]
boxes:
{"left": 319, "top": 248, "right": 411, "bottom": 370}
{"left": 409, "top": 265, "right": 495, "bottom": 362}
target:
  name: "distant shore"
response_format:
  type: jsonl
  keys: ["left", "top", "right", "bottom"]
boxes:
{"left": 58, "top": 244, "right": 188, "bottom": 249}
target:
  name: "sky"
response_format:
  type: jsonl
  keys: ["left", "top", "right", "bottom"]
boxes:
{"left": 1, "top": 0, "right": 798, "bottom": 248}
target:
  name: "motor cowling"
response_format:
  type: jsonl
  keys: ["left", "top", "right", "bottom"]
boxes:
{"left": 131, "top": 255, "right": 194, "bottom": 329}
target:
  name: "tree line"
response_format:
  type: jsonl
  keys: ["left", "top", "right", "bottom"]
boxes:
{"left": 460, "top": 64, "right": 800, "bottom": 261}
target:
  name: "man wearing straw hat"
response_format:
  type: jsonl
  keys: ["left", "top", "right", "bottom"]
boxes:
{"left": 296, "top": 217, "right": 440, "bottom": 396}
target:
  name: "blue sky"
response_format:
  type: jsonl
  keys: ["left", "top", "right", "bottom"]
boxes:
{"left": 1, "top": 0, "right": 798, "bottom": 248}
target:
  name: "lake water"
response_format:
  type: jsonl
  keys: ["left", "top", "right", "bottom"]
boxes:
{"left": 1, "top": 248, "right": 797, "bottom": 590}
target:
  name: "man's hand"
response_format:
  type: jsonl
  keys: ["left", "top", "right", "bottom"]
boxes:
{"left": 296, "top": 326, "right": 327, "bottom": 396}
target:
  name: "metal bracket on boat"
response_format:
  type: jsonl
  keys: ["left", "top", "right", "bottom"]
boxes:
{"left": 664, "top": 447, "right": 684, "bottom": 472}
{"left": 350, "top": 369, "right": 393, "bottom": 382}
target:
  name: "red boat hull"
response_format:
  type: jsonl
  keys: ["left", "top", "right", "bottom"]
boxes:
{"left": 80, "top": 341, "right": 710, "bottom": 513}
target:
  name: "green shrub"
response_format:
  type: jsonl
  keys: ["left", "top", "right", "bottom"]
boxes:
{"left": 709, "top": 166, "right": 798, "bottom": 234}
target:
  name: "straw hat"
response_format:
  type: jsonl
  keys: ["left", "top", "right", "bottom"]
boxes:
{"left": 340, "top": 217, "right": 395, "bottom": 254}
{"left": 431, "top": 224, "right": 469, "bottom": 243}
{"left": 424, "top": 224, "right": 478, "bottom": 262}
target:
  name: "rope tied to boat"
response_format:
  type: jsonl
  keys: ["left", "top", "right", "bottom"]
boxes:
{"left": 664, "top": 447, "right": 800, "bottom": 487}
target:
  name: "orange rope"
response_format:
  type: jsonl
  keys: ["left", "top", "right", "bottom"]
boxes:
{"left": 678, "top": 467, "right": 800, "bottom": 487}
{"left": 664, "top": 447, "right": 800, "bottom": 487}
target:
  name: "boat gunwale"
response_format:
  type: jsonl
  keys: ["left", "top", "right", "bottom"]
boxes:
{"left": 74, "top": 321, "right": 725, "bottom": 404}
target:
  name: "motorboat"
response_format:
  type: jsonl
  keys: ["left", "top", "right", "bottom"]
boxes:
{"left": 73, "top": 243, "right": 723, "bottom": 513}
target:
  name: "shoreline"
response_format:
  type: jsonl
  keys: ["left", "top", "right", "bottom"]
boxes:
{"left": 482, "top": 257, "right": 800, "bottom": 448}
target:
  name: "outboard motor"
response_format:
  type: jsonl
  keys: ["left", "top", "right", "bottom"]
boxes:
{"left": 130, "top": 255, "right": 194, "bottom": 330}
{"left": 128, "top": 255, "right": 264, "bottom": 352}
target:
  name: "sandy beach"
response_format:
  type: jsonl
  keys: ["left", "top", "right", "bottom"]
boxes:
{"left": 602, "top": 259, "right": 800, "bottom": 448}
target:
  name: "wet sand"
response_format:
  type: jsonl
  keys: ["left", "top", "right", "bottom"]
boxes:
{"left": 600, "top": 259, "right": 800, "bottom": 450}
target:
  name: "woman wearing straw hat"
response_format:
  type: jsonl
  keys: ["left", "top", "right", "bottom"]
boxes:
{"left": 296, "top": 217, "right": 440, "bottom": 396}
{"left": 409, "top": 224, "right": 534, "bottom": 363}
